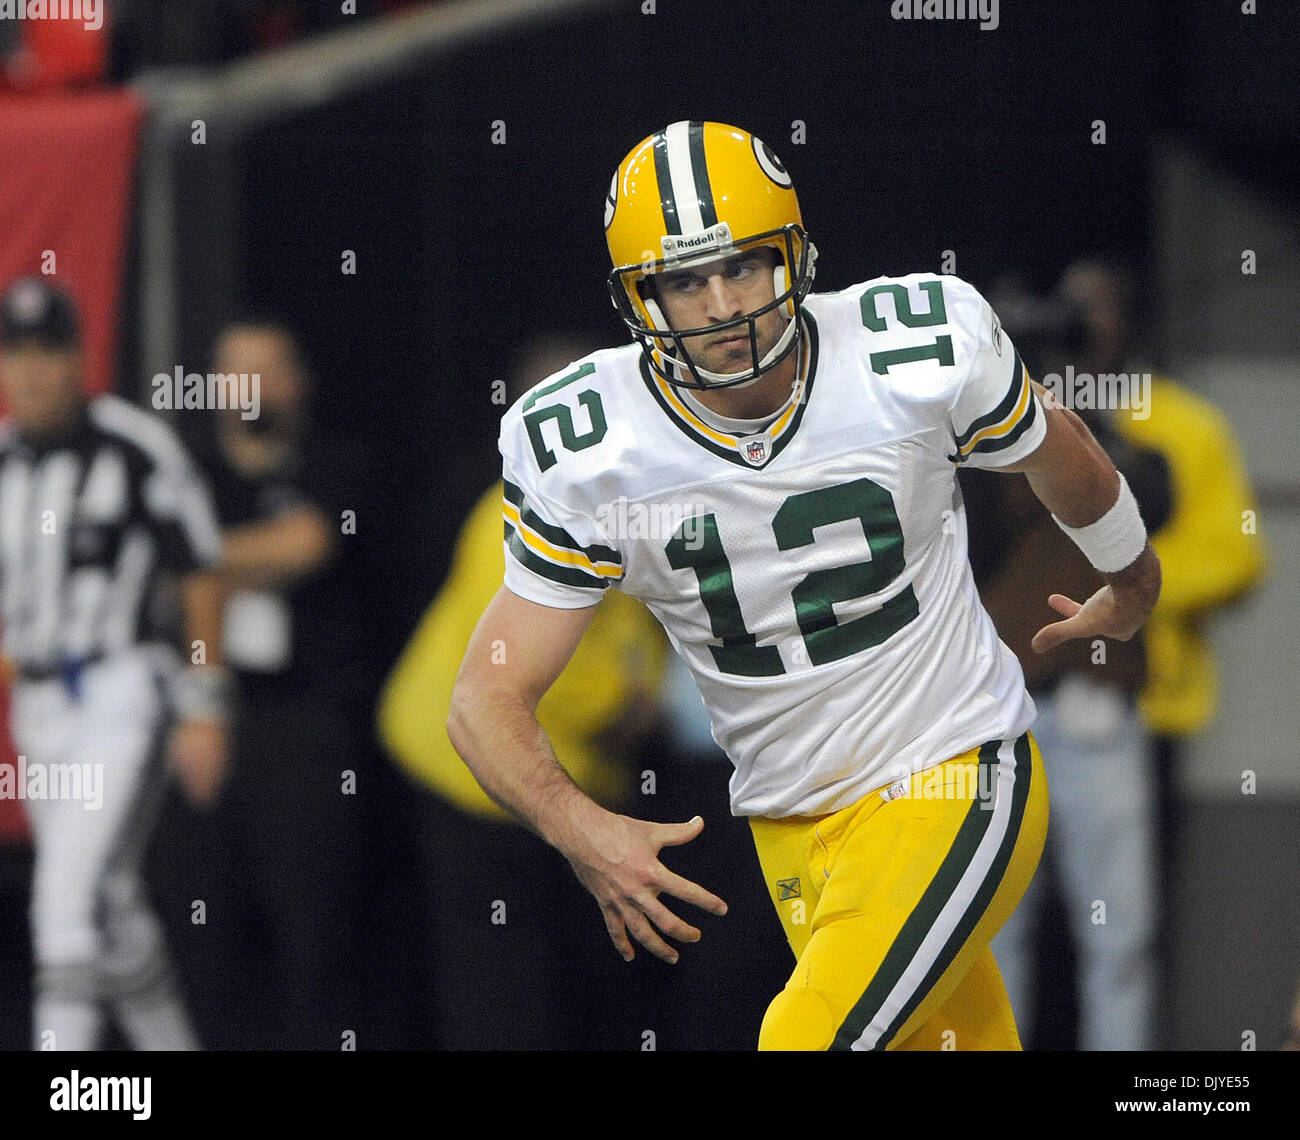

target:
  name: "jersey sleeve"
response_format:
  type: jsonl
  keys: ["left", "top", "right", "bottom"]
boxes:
{"left": 142, "top": 436, "right": 223, "bottom": 573}
{"left": 946, "top": 283, "right": 1046, "bottom": 469}
{"left": 498, "top": 409, "right": 623, "bottom": 609}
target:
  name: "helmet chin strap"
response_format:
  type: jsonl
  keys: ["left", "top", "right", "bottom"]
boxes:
{"left": 692, "top": 313, "right": 799, "bottom": 388}
{"left": 701, "top": 367, "right": 764, "bottom": 391}
{"left": 647, "top": 303, "right": 800, "bottom": 390}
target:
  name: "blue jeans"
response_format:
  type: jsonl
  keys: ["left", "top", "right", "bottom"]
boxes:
{"left": 991, "top": 678, "right": 1157, "bottom": 1050}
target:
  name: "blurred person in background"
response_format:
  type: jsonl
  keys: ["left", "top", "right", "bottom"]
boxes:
{"left": 966, "top": 278, "right": 1171, "bottom": 1051}
{"left": 983, "top": 257, "right": 1264, "bottom": 1049}
{"left": 648, "top": 650, "right": 801, "bottom": 1048}
{"left": 1068, "top": 257, "right": 1267, "bottom": 1042}
{"left": 1058, "top": 258, "right": 1266, "bottom": 775}
{"left": 0, "top": 679, "right": 34, "bottom": 1050}
{"left": 1284, "top": 978, "right": 1300, "bottom": 1051}
{"left": 183, "top": 316, "right": 365, "bottom": 1049}
{"left": 379, "top": 335, "right": 669, "bottom": 1050}
{"left": 0, "top": 275, "right": 227, "bottom": 1050}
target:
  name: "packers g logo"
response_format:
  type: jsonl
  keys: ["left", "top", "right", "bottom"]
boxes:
{"left": 604, "top": 171, "right": 618, "bottom": 230}
{"left": 753, "top": 136, "right": 793, "bottom": 188}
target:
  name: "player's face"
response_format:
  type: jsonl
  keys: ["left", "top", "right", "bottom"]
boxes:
{"left": 1059, "top": 265, "right": 1127, "bottom": 373}
{"left": 653, "top": 249, "right": 787, "bottom": 379}
{"left": 213, "top": 326, "right": 304, "bottom": 433}
{"left": 0, "top": 340, "right": 83, "bottom": 436}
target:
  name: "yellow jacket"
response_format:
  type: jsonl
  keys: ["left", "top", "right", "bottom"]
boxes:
{"left": 378, "top": 482, "right": 667, "bottom": 819}
{"left": 1115, "top": 376, "right": 1266, "bottom": 735}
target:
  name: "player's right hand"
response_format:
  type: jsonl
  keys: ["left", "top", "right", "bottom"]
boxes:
{"left": 565, "top": 812, "right": 728, "bottom": 965}
{"left": 167, "top": 718, "right": 229, "bottom": 808}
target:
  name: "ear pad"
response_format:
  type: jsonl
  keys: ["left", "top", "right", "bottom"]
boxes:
{"left": 640, "top": 294, "right": 681, "bottom": 366}
{"left": 774, "top": 263, "right": 794, "bottom": 318}
{"left": 643, "top": 295, "right": 668, "bottom": 331}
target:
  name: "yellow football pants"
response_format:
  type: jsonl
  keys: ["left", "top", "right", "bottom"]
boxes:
{"left": 750, "top": 732, "right": 1048, "bottom": 1051}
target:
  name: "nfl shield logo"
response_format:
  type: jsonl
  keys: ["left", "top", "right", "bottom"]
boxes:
{"left": 742, "top": 434, "right": 770, "bottom": 466}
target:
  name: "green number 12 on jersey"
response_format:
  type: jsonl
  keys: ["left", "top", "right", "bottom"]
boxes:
{"left": 666, "top": 476, "right": 920, "bottom": 677}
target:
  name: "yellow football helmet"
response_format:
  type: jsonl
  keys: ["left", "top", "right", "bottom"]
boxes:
{"left": 605, "top": 121, "right": 817, "bottom": 390}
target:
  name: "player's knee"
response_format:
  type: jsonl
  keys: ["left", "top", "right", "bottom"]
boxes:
{"left": 36, "top": 959, "right": 102, "bottom": 1004}
{"left": 1077, "top": 925, "right": 1157, "bottom": 983}
{"left": 101, "top": 930, "right": 170, "bottom": 1001}
{"left": 32, "top": 919, "right": 101, "bottom": 969}
{"left": 758, "top": 985, "right": 841, "bottom": 1051}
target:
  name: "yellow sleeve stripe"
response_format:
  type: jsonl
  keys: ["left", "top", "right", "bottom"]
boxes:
{"left": 502, "top": 499, "right": 622, "bottom": 578}
{"left": 956, "top": 363, "right": 1031, "bottom": 458}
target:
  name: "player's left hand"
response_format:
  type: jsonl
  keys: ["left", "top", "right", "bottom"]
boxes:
{"left": 1031, "top": 545, "right": 1161, "bottom": 653}
{"left": 167, "top": 718, "right": 229, "bottom": 807}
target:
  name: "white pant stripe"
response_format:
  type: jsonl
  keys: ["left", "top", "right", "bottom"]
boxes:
{"left": 852, "top": 736, "right": 1022, "bottom": 1049}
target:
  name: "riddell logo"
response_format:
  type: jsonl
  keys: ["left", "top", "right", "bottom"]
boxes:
{"left": 661, "top": 223, "right": 731, "bottom": 260}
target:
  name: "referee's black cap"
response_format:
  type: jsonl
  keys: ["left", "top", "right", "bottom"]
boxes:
{"left": 0, "top": 276, "right": 81, "bottom": 349}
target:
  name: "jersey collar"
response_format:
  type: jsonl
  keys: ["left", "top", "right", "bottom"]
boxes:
{"left": 638, "top": 310, "right": 820, "bottom": 471}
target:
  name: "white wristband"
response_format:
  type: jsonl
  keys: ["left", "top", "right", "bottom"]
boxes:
{"left": 172, "top": 665, "right": 234, "bottom": 724}
{"left": 1052, "top": 472, "right": 1147, "bottom": 574}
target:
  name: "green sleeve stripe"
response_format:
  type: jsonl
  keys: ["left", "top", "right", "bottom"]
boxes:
{"left": 502, "top": 480, "right": 621, "bottom": 565}
{"left": 505, "top": 521, "right": 610, "bottom": 590}
{"left": 953, "top": 348, "right": 1024, "bottom": 449}
{"left": 959, "top": 393, "right": 1039, "bottom": 461}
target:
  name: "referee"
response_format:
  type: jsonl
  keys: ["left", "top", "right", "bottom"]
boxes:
{"left": 0, "top": 276, "right": 228, "bottom": 1050}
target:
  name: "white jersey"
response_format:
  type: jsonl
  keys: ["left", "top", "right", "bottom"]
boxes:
{"left": 499, "top": 273, "right": 1046, "bottom": 818}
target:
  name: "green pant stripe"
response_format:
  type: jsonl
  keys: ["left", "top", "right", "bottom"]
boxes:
{"left": 867, "top": 733, "right": 1032, "bottom": 1048}
{"left": 830, "top": 734, "right": 1031, "bottom": 1050}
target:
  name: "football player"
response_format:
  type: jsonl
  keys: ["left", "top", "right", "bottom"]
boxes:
{"left": 447, "top": 122, "right": 1161, "bottom": 1050}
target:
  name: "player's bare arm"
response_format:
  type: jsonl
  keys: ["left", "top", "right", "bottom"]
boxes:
{"left": 169, "top": 569, "right": 231, "bottom": 806}
{"left": 999, "top": 379, "right": 1162, "bottom": 653}
{"left": 222, "top": 505, "right": 335, "bottom": 590}
{"left": 447, "top": 585, "right": 727, "bottom": 964}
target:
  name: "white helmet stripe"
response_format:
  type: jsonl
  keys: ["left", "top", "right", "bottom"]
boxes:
{"left": 664, "top": 121, "right": 705, "bottom": 235}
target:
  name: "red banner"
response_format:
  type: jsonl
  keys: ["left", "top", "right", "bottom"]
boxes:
{"left": 0, "top": 90, "right": 142, "bottom": 841}
{"left": 0, "top": 683, "right": 23, "bottom": 844}
{"left": 0, "top": 89, "right": 144, "bottom": 402}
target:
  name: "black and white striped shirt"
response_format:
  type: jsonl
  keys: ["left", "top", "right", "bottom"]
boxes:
{"left": 0, "top": 395, "right": 221, "bottom": 674}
